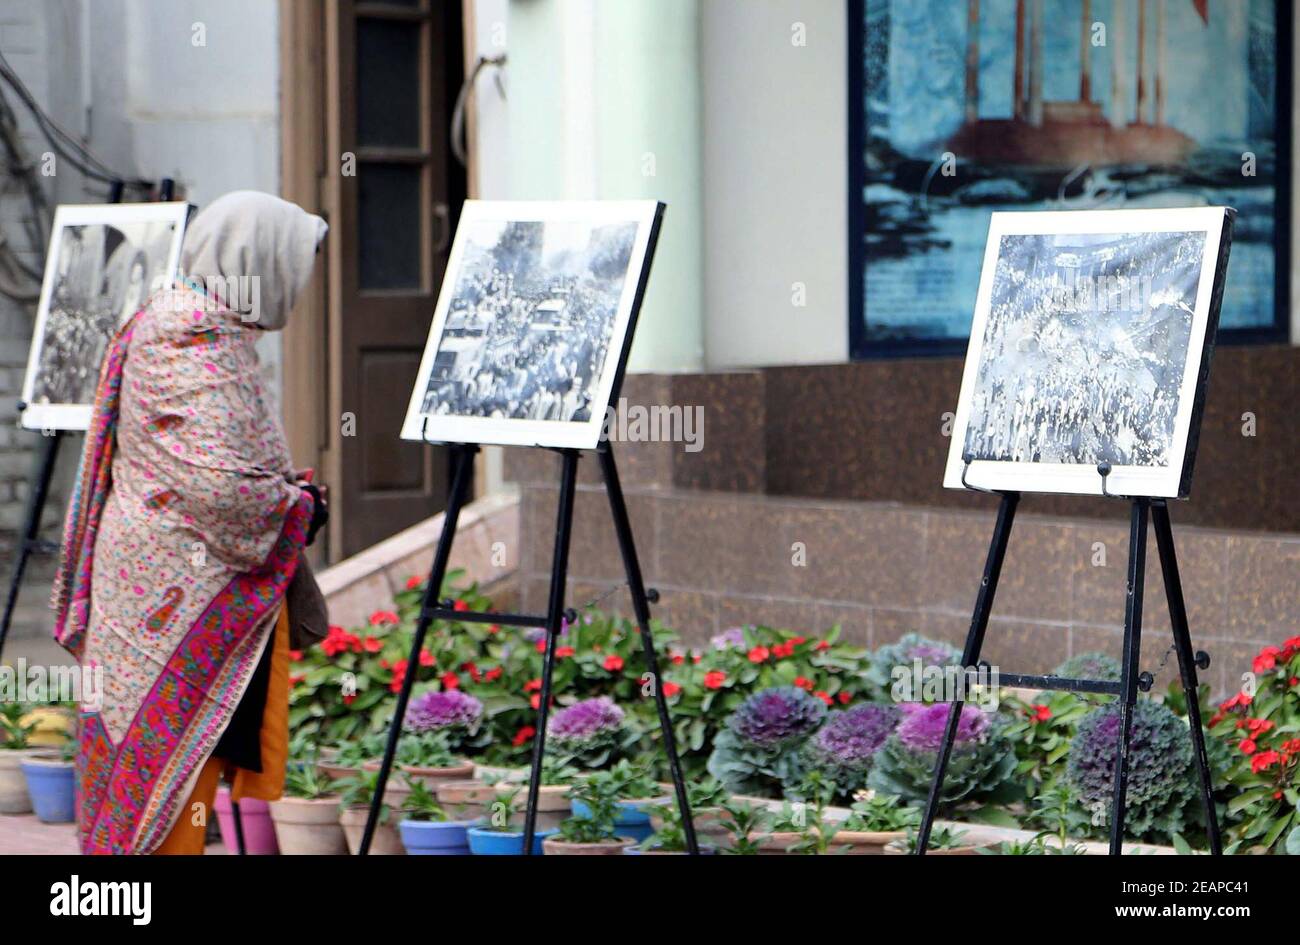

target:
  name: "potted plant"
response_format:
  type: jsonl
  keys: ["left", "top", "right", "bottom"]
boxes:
{"left": 436, "top": 779, "right": 496, "bottom": 820}
{"left": 215, "top": 784, "right": 279, "bottom": 855}
{"left": 466, "top": 783, "right": 557, "bottom": 855}
{"left": 647, "top": 777, "right": 731, "bottom": 838}
{"left": 19, "top": 700, "right": 77, "bottom": 748}
{"left": 337, "top": 769, "right": 411, "bottom": 855}
{"left": 885, "top": 825, "right": 988, "bottom": 855}
{"left": 21, "top": 737, "right": 76, "bottom": 823}
{"left": 364, "top": 730, "right": 473, "bottom": 788}
{"left": 706, "top": 686, "right": 826, "bottom": 797}
{"left": 0, "top": 704, "right": 52, "bottom": 814}
{"left": 544, "top": 768, "right": 637, "bottom": 855}
{"left": 831, "top": 790, "right": 920, "bottom": 854}
{"left": 759, "top": 776, "right": 841, "bottom": 854}
{"left": 268, "top": 762, "right": 348, "bottom": 855}
{"left": 322, "top": 732, "right": 385, "bottom": 782}
{"left": 399, "top": 779, "right": 478, "bottom": 855}
{"left": 568, "top": 759, "right": 659, "bottom": 842}
{"left": 396, "top": 689, "right": 481, "bottom": 786}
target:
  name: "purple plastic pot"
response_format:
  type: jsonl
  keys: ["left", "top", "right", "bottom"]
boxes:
{"left": 215, "top": 785, "right": 279, "bottom": 855}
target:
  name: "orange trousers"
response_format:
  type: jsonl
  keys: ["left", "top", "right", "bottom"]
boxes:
{"left": 153, "top": 606, "right": 290, "bottom": 855}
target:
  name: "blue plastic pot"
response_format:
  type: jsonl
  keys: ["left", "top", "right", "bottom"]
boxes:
{"left": 466, "top": 825, "right": 556, "bottom": 855}
{"left": 569, "top": 797, "right": 655, "bottom": 842}
{"left": 399, "top": 818, "right": 476, "bottom": 855}
{"left": 625, "top": 843, "right": 718, "bottom": 855}
{"left": 21, "top": 759, "right": 75, "bottom": 824}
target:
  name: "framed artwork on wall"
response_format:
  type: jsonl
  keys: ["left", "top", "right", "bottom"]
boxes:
{"left": 848, "top": 0, "right": 1290, "bottom": 358}
{"left": 400, "top": 200, "right": 664, "bottom": 450}
{"left": 944, "top": 206, "right": 1234, "bottom": 498}
{"left": 20, "top": 202, "right": 190, "bottom": 431}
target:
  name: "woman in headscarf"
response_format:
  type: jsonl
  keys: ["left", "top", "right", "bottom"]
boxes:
{"left": 53, "top": 191, "right": 329, "bottom": 854}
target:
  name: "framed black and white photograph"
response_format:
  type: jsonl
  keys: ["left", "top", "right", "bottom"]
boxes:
{"left": 400, "top": 200, "right": 664, "bottom": 450}
{"left": 20, "top": 202, "right": 190, "bottom": 431}
{"left": 944, "top": 207, "right": 1233, "bottom": 498}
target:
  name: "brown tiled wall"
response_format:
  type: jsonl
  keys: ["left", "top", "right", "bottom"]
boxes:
{"left": 503, "top": 359, "right": 1300, "bottom": 700}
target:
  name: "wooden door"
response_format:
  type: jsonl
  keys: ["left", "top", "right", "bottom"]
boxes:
{"left": 325, "top": 0, "right": 466, "bottom": 558}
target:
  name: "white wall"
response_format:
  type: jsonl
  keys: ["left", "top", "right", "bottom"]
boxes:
{"left": 700, "top": 0, "right": 849, "bottom": 369}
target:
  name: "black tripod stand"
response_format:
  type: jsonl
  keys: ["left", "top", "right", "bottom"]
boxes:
{"left": 916, "top": 459, "right": 1222, "bottom": 855}
{"left": 358, "top": 441, "right": 698, "bottom": 855}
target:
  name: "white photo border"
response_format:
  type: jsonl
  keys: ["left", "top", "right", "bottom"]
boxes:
{"left": 20, "top": 201, "right": 191, "bottom": 432}
{"left": 399, "top": 199, "right": 664, "bottom": 450}
{"left": 943, "top": 206, "right": 1232, "bottom": 499}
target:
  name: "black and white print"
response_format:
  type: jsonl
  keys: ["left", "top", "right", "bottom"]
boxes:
{"left": 963, "top": 230, "right": 1206, "bottom": 468}
{"left": 945, "top": 208, "right": 1232, "bottom": 498}
{"left": 21, "top": 203, "right": 189, "bottom": 431}
{"left": 402, "top": 201, "right": 662, "bottom": 450}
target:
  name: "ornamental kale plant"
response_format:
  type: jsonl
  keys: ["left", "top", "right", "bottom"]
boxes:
{"left": 800, "top": 703, "right": 901, "bottom": 800}
{"left": 405, "top": 689, "right": 482, "bottom": 748}
{"left": 547, "top": 696, "right": 627, "bottom": 768}
{"left": 864, "top": 633, "right": 962, "bottom": 701}
{"left": 707, "top": 686, "right": 827, "bottom": 797}
{"left": 1066, "top": 700, "right": 1197, "bottom": 841}
{"left": 867, "top": 702, "right": 1016, "bottom": 808}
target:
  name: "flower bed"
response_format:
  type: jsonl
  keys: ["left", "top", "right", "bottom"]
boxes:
{"left": 287, "top": 572, "right": 1300, "bottom": 855}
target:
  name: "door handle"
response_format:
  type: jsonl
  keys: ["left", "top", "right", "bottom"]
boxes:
{"left": 432, "top": 203, "right": 450, "bottom": 255}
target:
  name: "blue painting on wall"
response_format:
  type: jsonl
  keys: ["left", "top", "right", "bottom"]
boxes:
{"left": 849, "top": 0, "right": 1290, "bottom": 356}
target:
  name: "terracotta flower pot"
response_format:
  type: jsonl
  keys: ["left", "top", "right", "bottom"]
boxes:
{"left": 884, "top": 840, "right": 990, "bottom": 855}
{"left": 755, "top": 830, "right": 808, "bottom": 855}
{"left": 339, "top": 806, "right": 407, "bottom": 855}
{"left": 532, "top": 784, "right": 572, "bottom": 831}
{"left": 648, "top": 802, "right": 728, "bottom": 837}
{"left": 318, "top": 762, "right": 359, "bottom": 783}
{"left": 0, "top": 748, "right": 55, "bottom": 814}
{"left": 436, "top": 779, "right": 495, "bottom": 820}
{"left": 831, "top": 829, "right": 907, "bottom": 855}
{"left": 542, "top": 836, "right": 636, "bottom": 856}
{"left": 268, "top": 796, "right": 348, "bottom": 855}
{"left": 397, "top": 761, "right": 475, "bottom": 788}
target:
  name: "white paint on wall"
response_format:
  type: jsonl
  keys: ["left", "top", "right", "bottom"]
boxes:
{"left": 700, "top": 0, "right": 848, "bottom": 369}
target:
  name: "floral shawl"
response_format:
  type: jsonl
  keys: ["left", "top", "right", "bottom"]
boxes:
{"left": 52, "top": 285, "right": 312, "bottom": 854}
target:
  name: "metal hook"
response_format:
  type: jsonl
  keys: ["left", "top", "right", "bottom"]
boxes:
{"left": 1097, "top": 461, "right": 1115, "bottom": 499}
{"left": 960, "top": 453, "right": 997, "bottom": 495}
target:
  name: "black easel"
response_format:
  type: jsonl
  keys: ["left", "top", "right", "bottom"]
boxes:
{"left": 915, "top": 456, "right": 1222, "bottom": 856}
{"left": 0, "top": 179, "right": 178, "bottom": 665}
{"left": 358, "top": 436, "right": 699, "bottom": 855}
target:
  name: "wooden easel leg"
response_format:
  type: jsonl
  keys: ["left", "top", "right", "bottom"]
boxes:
{"left": 598, "top": 446, "right": 699, "bottom": 854}
{"left": 916, "top": 490, "right": 1019, "bottom": 854}
{"left": 521, "top": 449, "right": 580, "bottom": 856}
{"left": 1110, "top": 497, "right": 1149, "bottom": 855}
{"left": 1151, "top": 499, "right": 1222, "bottom": 854}
{"left": 358, "top": 444, "right": 478, "bottom": 855}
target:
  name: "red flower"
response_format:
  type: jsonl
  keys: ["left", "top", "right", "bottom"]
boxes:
{"left": 369, "top": 610, "right": 399, "bottom": 626}
{"left": 1239, "top": 738, "right": 1257, "bottom": 755}
{"left": 790, "top": 635, "right": 807, "bottom": 646}
{"left": 321, "top": 625, "right": 361, "bottom": 657}
{"left": 289, "top": 674, "right": 305, "bottom": 687}
{"left": 671, "top": 654, "right": 685, "bottom": 665}
{"left": 363, "top": 636, "right": 383, "bottom": 653}
{"left": 342, "top": 693, "right": 356, "bottom": 706}
{"left": 463, "top": 662, "right": 482, "bottom": 683}
{"left": 813, "top": 690, "right": 832, "bottom": 705}
{"left": 441, "top": 671, "right": 460, "bottom": 690}
{"left": 405, "top": 575, "right": 422, "bottom": 591}
{"left": 484, "top": 666, "right": 503, "bottom": 682}
{"left": 837, "top": 692, "right": 851, "bottom": 705}
{"left": 1030, "top": 704, "right": 1051, "bottom": 723}
{"left": 1291, "top": 677, "right": 1299, "bottom": 688}
{"left": 530, "top": 693, "right": 541, "bottom": 710}
{"left": 1250, "top": 750, "right": 1281, "bottom": 774}
{"left": 814, "top": 641, "right": 830, "bottom": 652}
{"left": 488, "top": 624, "right": 500, "bottom": 635}
{"left": 604, "top": 655, "right": 625, "bottom": 672}
{"left": 512, "top": 725, "right": 536, "bottom": 747}
{"left": 662, "top": 681, "right": 682, "bottom": 698}
{"left": 288, "top": 649, "right": 304, "bottom": 662}
{"left": 555, "top": 646, "right": 575, "bottom": 659}
{"left": 1246, "top": 718, "right": 1274, "bottom": 735}
{"left": 535, "top": 640, "right": 547, "bottom": 653}
{"left": 692, "top": 654, "right": 702, "bottom": 664}
{"left": 418, "top": 649, "right": 436, "bottom": 667}
{"left": 453, "top": 599, "right": 470, "bottom": 612}
{"left": 524, "top": 678, "right": 542, "bottom": 693}
{"left": 1253, "top": 646, "right": 1280, "bottom": 674}
{"left": 703, "top": 670, "right": 726, "bottom": 690}
{"left": 794, "top": 676, "right": 814, "bottom": 691}
{"left": 747, "top": 646, "right": 770, "bottom": 664}
{"left": 771, "top": 642, "right": 794, "bottom": 659}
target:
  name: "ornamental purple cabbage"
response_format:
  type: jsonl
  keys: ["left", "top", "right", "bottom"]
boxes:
{"left": 895, "top": 702, "right": 989, "bottom": 754}
{"left": 549, "top": 696, "right": 625, "bottom": 745}
{"left": 803, "top": 703, "right": 901, "bottom": 798}
{"left": 405, "top": 689, "right": 483, "bottom": 734}
{"left": 729, "top": 685, "right": 827, "bottom": 750}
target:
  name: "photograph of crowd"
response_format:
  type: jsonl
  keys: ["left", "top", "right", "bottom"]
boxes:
{"left": 962, "top": 228, "right": 1209, "bottom": 469}
{"left": 418, "top": 216, "right": 639, "bottom": 424}
{"left": 23, "top": 204, "right": 187, "bottom": 429}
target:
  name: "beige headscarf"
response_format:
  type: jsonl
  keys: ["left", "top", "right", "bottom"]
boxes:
{"left": 180, "top": 190, "right": 327, "bottom": 330}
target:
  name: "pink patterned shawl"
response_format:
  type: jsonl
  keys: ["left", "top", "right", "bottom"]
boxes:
{"left": 52, "top": 285, "right": 312, "bottom": 854}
